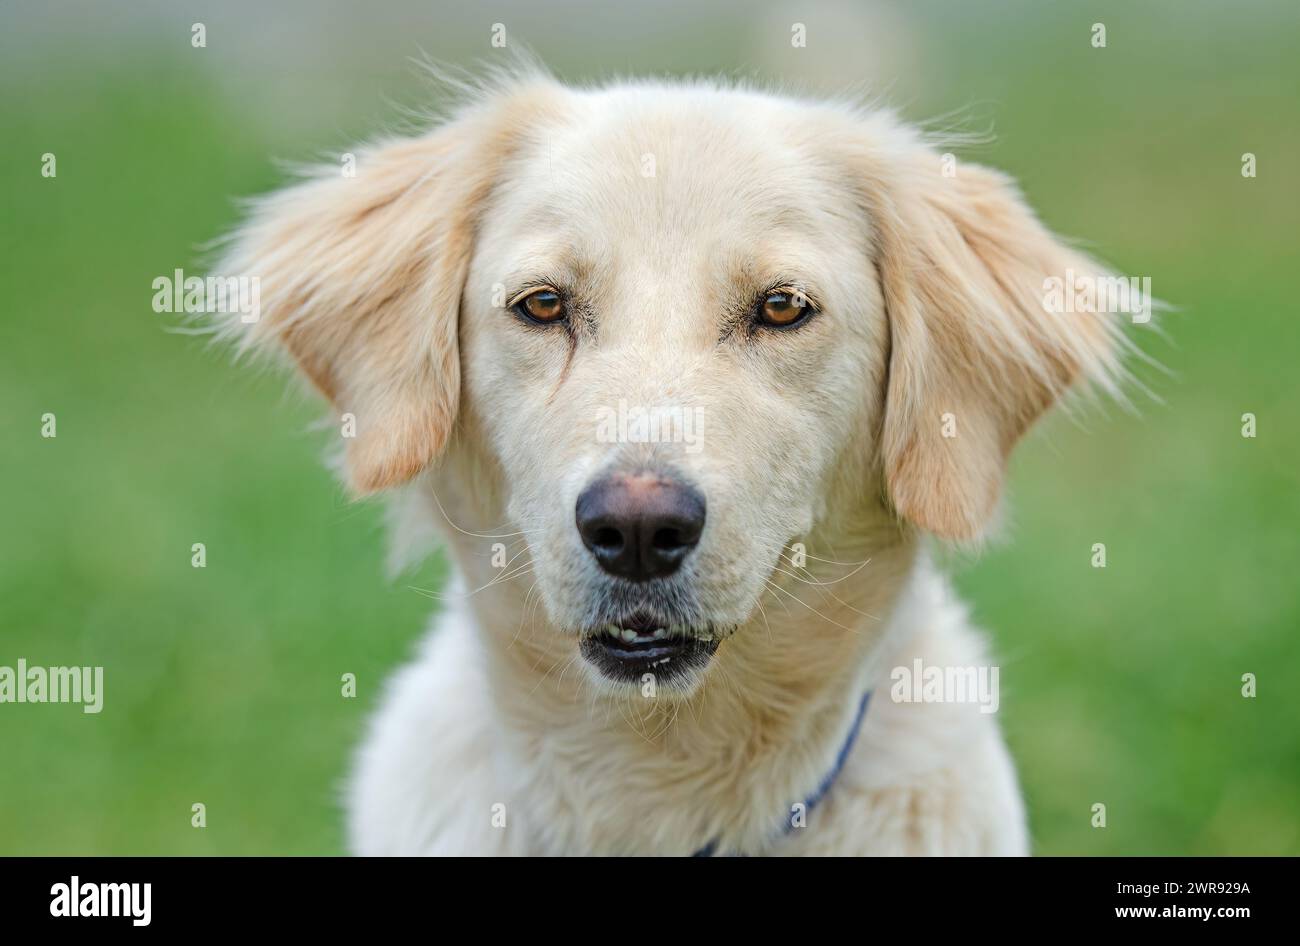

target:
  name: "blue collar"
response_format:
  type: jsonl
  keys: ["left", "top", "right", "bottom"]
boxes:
{"left": 692, "top": 690, "right": 872, "bottom": 857}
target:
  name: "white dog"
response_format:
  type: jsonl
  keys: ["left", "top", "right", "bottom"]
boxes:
{"left": 217, "top": 69, "right": 1124, "bottom": 855}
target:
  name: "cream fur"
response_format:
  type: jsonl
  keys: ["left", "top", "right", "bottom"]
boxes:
{"left": 216, "top": 70, "right": 1124, "bottom": 856}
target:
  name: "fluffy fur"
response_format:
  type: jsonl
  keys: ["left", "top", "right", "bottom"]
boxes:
{"left": 216, "top": 69, "right": 1124, "bottom": 855}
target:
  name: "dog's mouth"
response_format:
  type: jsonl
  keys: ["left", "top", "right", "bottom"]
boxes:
{"left": 578, "top": 611, "right": 721, "bottom": 687}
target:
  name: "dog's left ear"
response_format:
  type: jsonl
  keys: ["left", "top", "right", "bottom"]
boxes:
{"left": 214, "top": 84, "right": 553, "bottom": 495}
{"left": 860, "top": 139, "right": 1124, "bottom": 541}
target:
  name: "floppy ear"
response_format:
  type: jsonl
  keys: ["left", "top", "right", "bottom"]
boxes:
{"left": 214, "top": 89, "right": 544, "bottom": 495}
{"left": 865, "top": 145, "right": 1125, "bottom": 541}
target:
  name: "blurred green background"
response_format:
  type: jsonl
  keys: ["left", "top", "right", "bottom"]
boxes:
{"left": 2, "top": 0, "right": 1296, "bottom": 855}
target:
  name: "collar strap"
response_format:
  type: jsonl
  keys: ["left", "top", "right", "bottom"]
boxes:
{"left": 692, "top": 689, "right": 872, "bottom": 857}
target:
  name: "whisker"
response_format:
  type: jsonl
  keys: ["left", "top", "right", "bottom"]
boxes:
{"left": 406, "top": 559, "right": 534, "bottom": 602}
{"left": 777, "top": 552, "right": 873, "bottom": 585}
{"left": 429, "top": 488, "right": 547, "bottom": 540}
{"left": 760, "top": 576, "right": 862, "bottom": 635}
{"left": 792, "top": 550, "right": 874, "bottom": 568}
{"left": 767, "top": 565, "right": 881, "bottom": 623}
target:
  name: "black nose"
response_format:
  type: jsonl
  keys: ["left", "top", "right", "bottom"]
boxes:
{"left": 575, "top": 473, "right": 706, "bottom": 581}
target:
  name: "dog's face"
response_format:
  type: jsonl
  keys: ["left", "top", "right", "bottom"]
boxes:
{"left": 220, "top": 77, "right": 1120, "bottom": 696}
{"left": 460, "top": 88, "right": 887, "bottom": 691}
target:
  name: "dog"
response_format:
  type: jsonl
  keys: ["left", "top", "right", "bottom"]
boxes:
{"left": 215, "top": 68, "right": 1126, "bottom": 855}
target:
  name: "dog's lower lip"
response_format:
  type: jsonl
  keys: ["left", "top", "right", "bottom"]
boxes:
{"left": 579, "top": 627, "right": 719, "bottom": 684}
{"left": 598, "top": 629, "right": 680, "bottom": 656}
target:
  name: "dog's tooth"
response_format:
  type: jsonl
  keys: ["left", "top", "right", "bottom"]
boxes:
{"left": 621, "top": 629, "right": 637, "bottom": 642}
{"left": 606, "top": 624, "right": 621, "bottom": 637}
{"left": 652, "top": 628, "right": 667, "bottom": 639}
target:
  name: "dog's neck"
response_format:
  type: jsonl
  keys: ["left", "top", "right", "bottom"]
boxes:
{"left": 414, "top": 471, "right": 920, "bottom": 854}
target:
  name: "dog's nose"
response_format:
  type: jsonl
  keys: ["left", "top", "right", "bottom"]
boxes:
{"left": 575, "top": 473, "right": 706, "bottom": 580}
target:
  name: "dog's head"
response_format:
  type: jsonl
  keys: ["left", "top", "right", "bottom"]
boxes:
{"left": 218, "top": 75, "right": 1121, "bottom": 695}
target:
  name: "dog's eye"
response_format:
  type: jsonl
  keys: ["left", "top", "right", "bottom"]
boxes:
{"left": 514, "top": 288, "right": 566, "bottom": 325}
{"left": 757, "top": 289, "right": 813, "bottom": 328}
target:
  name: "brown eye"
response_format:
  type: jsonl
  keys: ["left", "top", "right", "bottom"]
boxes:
{"left": 515, "top": 288, "right": 566, "bottom": 324}
{"left": 758, "top": 289, "right": 812, "bottom": 328}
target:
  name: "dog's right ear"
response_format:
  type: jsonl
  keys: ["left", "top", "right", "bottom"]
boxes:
{"left": 842, "top": 119, "right": 1127, "bottom": 542}
{"left": 215, "top": 84, "right": 552, "bottom": 495}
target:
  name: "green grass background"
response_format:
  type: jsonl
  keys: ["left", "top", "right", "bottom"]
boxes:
{"left": 2, "top": 1, "right": 1297, "bottom": 854}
